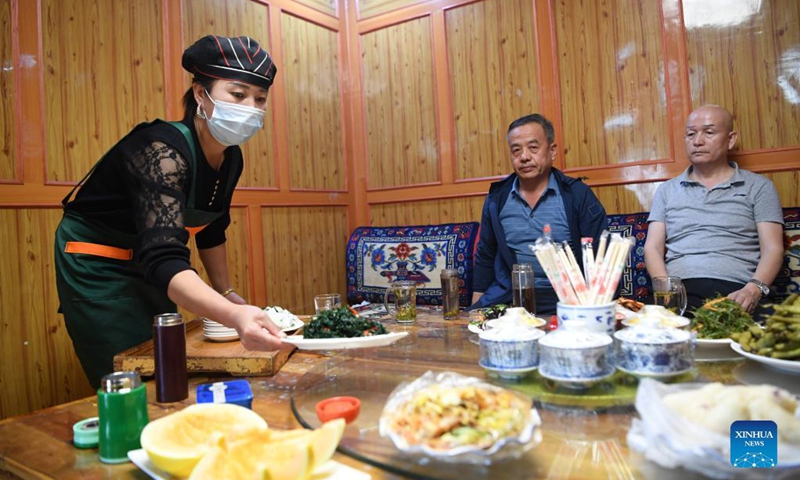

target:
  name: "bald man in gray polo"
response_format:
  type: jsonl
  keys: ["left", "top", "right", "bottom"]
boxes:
{"left": 644, "top": 105, "right": 784, "bottom": 315}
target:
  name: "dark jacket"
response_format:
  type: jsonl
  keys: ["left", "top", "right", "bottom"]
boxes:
{"left": 471, "top": 168, "right": 607, "bottom": 312}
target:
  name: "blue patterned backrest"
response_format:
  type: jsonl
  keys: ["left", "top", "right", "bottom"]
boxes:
{"left": 776, "top": 207, "right": 800, "bottom": 300}
{"left": 346, "top": 222, "right": 480, "bottom": 307}
{"left": 606, "top": 212, "right": 652, "bottom": 302}
{"left": 606, "top": 208, "right": 800, "bottom": 302}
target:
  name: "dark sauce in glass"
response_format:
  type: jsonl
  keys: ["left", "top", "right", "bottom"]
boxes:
{"left": 513, "top": 286, "right": 536, "bottom": 315}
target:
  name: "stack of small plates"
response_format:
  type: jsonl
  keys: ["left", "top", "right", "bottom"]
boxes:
{"left": 202, "top": 318, "right": 239, "bottom": 342}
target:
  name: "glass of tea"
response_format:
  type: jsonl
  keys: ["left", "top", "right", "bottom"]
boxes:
{"left": 383, "top": 281, "right": 417, "bottom": 323}
{"left": 651, "top": 276, "right": 687, "bottom": 316}
{"left": 512, "top": 263, "right": 536, "bottom": 314}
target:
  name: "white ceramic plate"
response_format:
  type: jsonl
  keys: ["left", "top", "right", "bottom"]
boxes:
{"left": 621, "top": 318, "right": 689, "bottom": 329}
{"left": 730, "top": 342, "right": 800, "bottom": 374}
{"left": 128, "top": 448, "right": 370, "bottom": 480}
{"left": 696, "top": 337, "right": 732, "bottom": 346}
{"left": 279, "top": 317, "right": 305, "bottom": 333}
{"left": 467, "top": 323, "right": 483, "bottom": 335}
{"left": 537, "top": 369, "right": 615, "bottom": 387}
{"left": 616, "top": 365, "right": 693, "bottom": 379}
{"left": 478, "top": 362, "right": 537, "bottom": 380}
{"left": 282, "top": 332, "right": 408, "bottom": 350}
{"left": 203, "top": 333, "right": 240, "bottom": 342}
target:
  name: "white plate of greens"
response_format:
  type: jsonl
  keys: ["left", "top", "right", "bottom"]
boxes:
{"left": 282, "top": 332, "right": 408, "bottom": 350}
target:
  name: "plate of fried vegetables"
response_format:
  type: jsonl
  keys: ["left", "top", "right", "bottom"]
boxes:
{"left": 379, "top": 371, "right": 541, "bottom": 464}
{"left": 282, "top": 307, "right": 408, "bottom": 350}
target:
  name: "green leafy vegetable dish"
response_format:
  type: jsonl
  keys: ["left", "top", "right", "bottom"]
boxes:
{"left": 691, "top": 297, "right": 755, "bottom": 339}
{"left": 304, "top": 307, "right": 388, "bottom": 339}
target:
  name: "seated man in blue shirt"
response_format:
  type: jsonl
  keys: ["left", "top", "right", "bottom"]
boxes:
{"left": 471, "top": 114, "right": 608, "bottom": 315}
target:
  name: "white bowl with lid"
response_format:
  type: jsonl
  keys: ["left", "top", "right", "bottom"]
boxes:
{"left": 479, "top": 324, "right": 545, "bottom": 371}
{"left": 614, "top": 326, "right": 694, "bottom": 377}
{"left": 538, "top": 321, "right": 615, "bottom": 386}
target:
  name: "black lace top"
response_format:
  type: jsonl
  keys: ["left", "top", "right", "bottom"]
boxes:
{"left": 65, "top": 118, "right": 243, "bottom": 292}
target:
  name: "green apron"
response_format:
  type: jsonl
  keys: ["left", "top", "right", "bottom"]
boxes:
{"left": 54, "top": 121, "right": 237, "bottom": 388}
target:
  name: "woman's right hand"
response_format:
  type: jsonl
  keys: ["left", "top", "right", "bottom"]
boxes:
{"left": 229, "top": 305, "right": 285, "bottom": 351}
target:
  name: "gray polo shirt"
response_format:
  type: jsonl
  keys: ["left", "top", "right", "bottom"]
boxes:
{"left": 648, "top": 162, "right": 784, "bottom": 284}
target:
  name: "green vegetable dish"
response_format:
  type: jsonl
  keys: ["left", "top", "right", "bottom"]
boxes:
{"left": 691, "top": 297, "right": 755, "bottom": 339}
{"left": 304, "top": 307, "right": 388, "bottom": 339}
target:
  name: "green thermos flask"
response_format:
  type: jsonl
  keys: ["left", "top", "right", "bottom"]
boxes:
{"left": 97, "top": 371, "right": 149, "bottom": 464}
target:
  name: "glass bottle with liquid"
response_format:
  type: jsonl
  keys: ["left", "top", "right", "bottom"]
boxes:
{"left": 441, "top": 268, "right": 461, "bottom": 320}
{"left": 512, "top": 263, "right": 536, "bottom": 314}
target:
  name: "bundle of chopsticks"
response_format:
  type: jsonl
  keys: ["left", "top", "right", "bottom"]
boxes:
{"left": 530, "top": 226, "right": 634, "bottom": 305}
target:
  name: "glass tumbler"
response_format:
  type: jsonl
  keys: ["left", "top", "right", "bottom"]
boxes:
{"left": 512, "top": 263, "right": 536, "bottom": 314}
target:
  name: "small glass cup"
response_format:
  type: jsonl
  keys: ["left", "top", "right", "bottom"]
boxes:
{"left": 314, "top": 293, "right": 342, "bottom": 314}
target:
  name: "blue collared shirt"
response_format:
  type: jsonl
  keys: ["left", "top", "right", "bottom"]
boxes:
{"left": 499, "top": 172, "right": 571, "bottom": 288}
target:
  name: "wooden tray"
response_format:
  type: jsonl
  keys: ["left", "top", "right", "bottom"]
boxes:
{"left": 113, "top": 318, "right": 297, "bottom": 377}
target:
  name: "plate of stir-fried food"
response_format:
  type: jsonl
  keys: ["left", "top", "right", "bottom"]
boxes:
{"left": 379, "top": 371, "right": 541, "bottom": 463}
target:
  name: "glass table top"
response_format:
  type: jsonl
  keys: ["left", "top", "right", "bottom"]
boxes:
{"left": 290, "top": 315, "right": 797, "bottom": 480}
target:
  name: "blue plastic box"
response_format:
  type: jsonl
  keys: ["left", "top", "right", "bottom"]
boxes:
{"left": 196, "top": 380, "right": 253, "bottom": 409}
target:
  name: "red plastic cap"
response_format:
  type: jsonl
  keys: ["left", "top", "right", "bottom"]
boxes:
{"left": 316, "top": 396, "right": 361, "bottom": 424}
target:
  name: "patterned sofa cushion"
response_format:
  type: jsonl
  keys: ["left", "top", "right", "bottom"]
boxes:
{"left": 606, "top": 212, "right": 652, "bottom": 303}
{"left": 346, "top": 222, "right": 480, "bottom": 307}
{"left": 776, "top": 207, "right": 800, "bottom": 299}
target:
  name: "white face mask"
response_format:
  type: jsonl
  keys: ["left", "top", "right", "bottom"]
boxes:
{"left": 201, "top": 89, "right": 265, "bottom": 146}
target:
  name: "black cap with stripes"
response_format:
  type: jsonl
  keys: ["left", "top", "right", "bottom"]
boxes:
{"left": 182, "top": 35, "right": 277, "bottom": 90}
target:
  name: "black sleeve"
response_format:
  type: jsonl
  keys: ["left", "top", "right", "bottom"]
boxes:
{"left": 123, "top": 140, "right": 194, "bottom": 292}
{"left": 473, "top": 196, "right": 498, "bottom": 292}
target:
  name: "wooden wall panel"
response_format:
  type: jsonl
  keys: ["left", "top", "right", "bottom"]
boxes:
{"left": 361, "top": 16, "right": 439, "bottom": 189}
{"left": 261, "top": 206, "right": 349, "bottom": 314}
{"left": 293, "top": 0, "right": 337, "bottom": 17}
{"left": 42, "top": 0, "right": 165, "bottom": 183}
{"left": 0, "top": 0, "right": 14, "bottom": 181}
{"left": 592, "top": 183, "right": 662, "bottom": 215}
{"left": 282, "top": 13, "right": 345, "bottom": 191}
{"left": 359, "top": 0, "right": 424, "bottom": 19}
{"left": 370, "top": 196, "right": 485, "bottom": 226}
{"left": 555, "top": 0, "right": 670, "bottom": 167}
{"left": 764, "top": 171, "right": 800, "bottom": 208}
{"left": 446, "top": 0, "right": 540, "bottom": 180}
{"left": 0, "top": 209, "right": 93, "bottom": 420}
{"left": 183, "top": 0, "right": 276, "bottom": 189}
{"left": 684, "top": 0, "right": 800, "bottom": 151}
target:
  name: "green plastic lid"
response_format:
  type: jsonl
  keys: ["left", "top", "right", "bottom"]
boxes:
{"left": 73, "top": 417, "right": 99, "bottom": 449}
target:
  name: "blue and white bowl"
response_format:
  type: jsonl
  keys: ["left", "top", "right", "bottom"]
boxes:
{"left": 538, "top": 321, "right": 615, "bottom": 386}
{"left": 614, "top": 326, "right": 694, "bottom": 377}
{"left": 479, "top": 325, "right": 544, "bottom": 370}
